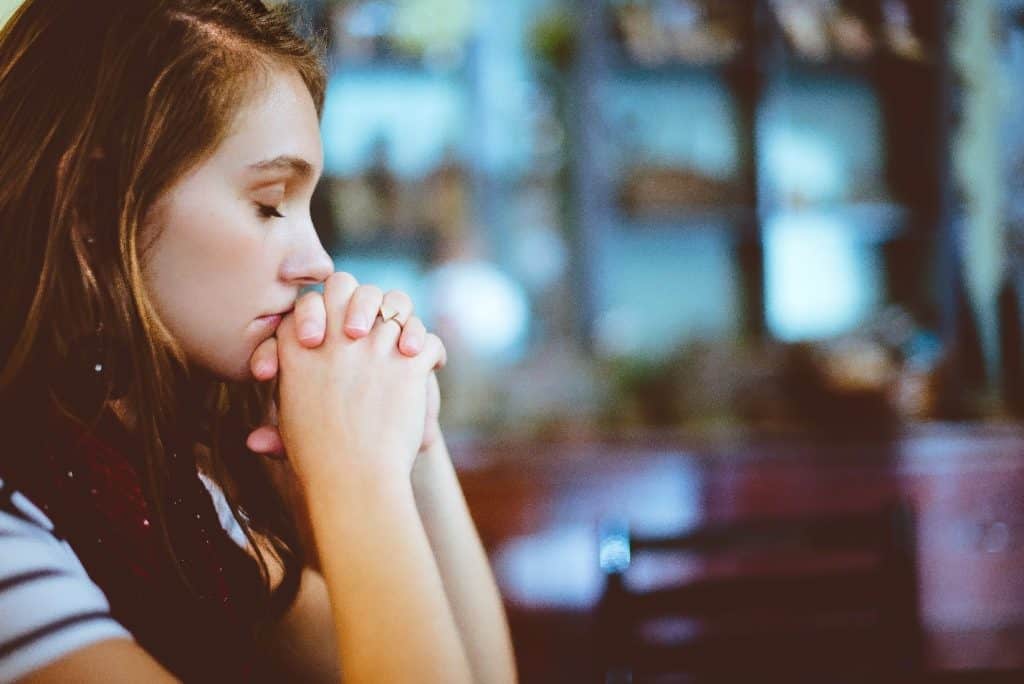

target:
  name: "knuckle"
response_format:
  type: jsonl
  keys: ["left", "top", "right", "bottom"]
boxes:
{"left": 328, "top": 271, "right": 358, "bottom": 288}
{"left": 324, "top": 272, "right": 358, "bottom": 299}
{"left": 385, "top": 290, "right": 413, "bottom": 309}
{"left": 297, "top": 290, "right": 322, "bottom": 310}
{"left": 424, "top": 333, "right": 443, "bottom": 352}
{"left": 358, "top": 284, "right": 384, "bottom": 301}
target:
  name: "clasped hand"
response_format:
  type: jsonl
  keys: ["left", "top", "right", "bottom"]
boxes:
{"left": 244, "top": 272, "right": 445, "bottom": 481}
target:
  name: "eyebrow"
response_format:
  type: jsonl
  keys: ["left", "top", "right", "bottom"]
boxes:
{"left": 246, "top": 155, "right": 317, "bottom": 180}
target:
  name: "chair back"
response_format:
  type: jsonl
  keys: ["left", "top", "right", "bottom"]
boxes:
{"left": 596, "top": 502, "right": 923, "bottom": 682}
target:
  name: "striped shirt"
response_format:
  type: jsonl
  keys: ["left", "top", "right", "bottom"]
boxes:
{"left": 0, "top": 473, "right": 248, "bottom": 682}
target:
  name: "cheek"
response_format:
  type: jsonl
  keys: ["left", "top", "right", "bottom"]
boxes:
{"left": 143, "top": 202, "right": 277, "bottom": 373}
{"left": 148, "top": 212, "right": 245, "bottom": 307}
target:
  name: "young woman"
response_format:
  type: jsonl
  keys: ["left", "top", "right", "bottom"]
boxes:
{"left": 0, "top": 1, "right": 516, "bottom": 682}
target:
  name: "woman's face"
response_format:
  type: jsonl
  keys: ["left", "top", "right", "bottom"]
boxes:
{"left": 141, "top": 67, "right": 333, "bottom": 380}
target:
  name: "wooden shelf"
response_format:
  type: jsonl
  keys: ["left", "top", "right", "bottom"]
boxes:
{"left": 607, "top": 202, "right": 909, "bottom": 245}
{"left": 610, "top": 207, "right": 757, "bottom": 236}
{"left": 605, "top": 56, "right": 750, "bottom": 81}
{"left": 775, "top": 52, "right": 939, "bottom": 79}
{"left": 761, "top": 202, "right": 911, "bottom": 244}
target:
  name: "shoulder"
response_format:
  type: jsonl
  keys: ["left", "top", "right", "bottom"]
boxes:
{"left": 0, "top": 478, "right": 132, "bottom": 682}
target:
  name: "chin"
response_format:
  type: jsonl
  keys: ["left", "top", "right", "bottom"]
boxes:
{"left": 191, "top": 351, "right": 255, "bottom": 384}
{"left": 225, "top": 358, "right": 256, "bottom": 383}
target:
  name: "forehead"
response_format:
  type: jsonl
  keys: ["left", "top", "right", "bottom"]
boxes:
{"left": 214, "top": 67, "right": 323, "bottom": 175}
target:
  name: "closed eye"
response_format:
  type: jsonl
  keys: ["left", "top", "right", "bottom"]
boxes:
{"left": 256, "top": 203, "right": 285, "bottom": 219}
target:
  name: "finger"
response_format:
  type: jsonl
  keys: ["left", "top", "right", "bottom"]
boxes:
{"left": 323, "top": 272, "right": 359, "bottom": 338}
{"left": 369, "top": 309, "right": 403, "bottom": 351}
{"left": 246, "top": 425, "right": 284, "bottom": 455}
{"left": 294, "top": 290, "right": 327, "bottom": 346}
{"left": 277, "top": 313, "right": 297, "bottom": 351}
{"left": 398, "top": 316, "right": 427, "bottom": 356}
{"left": 417, "top": 333, "right": 448, "bottom": 371}
{"left": 344, "top": 284, "right": 384, "bottom": 338}
{"left": 380, "top": 289, "right": 414, "bottom": 328}
{"left": 250, "top": 336, "right": 278, "bottom": 380}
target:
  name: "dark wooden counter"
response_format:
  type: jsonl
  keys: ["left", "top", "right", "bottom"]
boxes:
{"left": 450, "top": 424, "right": 1024, "bottom": 681}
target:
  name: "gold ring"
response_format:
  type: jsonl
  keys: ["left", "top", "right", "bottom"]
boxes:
{"left": 378, "top": 308, "right": 403, "bottom": 329}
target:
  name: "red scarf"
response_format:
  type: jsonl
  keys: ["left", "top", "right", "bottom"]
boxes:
{"left": 1, "top": 408, "right": 297, "bottom": 681}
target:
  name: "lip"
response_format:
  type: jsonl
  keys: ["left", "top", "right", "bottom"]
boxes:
{"left": 259, "top": 306, "right": 294, "bottom": 319}
{"left": 255, "top": 307, "right": 292, "bottom": 332}
{"left": 254, "top": 314, "right": 284, "bottom": 332}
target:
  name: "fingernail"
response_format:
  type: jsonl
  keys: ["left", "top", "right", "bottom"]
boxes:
{"left": 298, "top": 322, "right": 319, "bottom": 341}
{"left": 255, "top": 361, "right": 273, "bottom": 377}
{"left": 347, "top": 317, "right": 368, "bottom": 334}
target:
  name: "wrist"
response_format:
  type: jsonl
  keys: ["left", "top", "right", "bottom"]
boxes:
{"left": 417, "top": 418, "right": 442, "bottom": 454}
{"left": 411, "top": 429, "right": 449, "bottom": 491}
{"left": 298, "top": 450, "right": 412, "bottom": 501}
{"left": 306, "top": 466, "right": 415, "bottom": 545}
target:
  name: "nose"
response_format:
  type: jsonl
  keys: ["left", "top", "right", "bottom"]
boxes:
{"left": 280, "top": 218, "right": 334, "bottom": 286}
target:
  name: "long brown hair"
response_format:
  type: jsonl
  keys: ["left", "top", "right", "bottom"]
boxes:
{"left": 0, "top": 0, "right": 325, "bottom": 621}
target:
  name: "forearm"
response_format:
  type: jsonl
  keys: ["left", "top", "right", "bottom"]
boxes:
{"left": 304, "top": 461, "right": 473, "bottom": 684}
{"left": 412, "top": 435, "right": 518, "bottom": 684}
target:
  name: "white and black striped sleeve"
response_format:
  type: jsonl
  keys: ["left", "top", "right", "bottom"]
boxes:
{"left": 0, "top": 480, "right": 132, "bottom": 683}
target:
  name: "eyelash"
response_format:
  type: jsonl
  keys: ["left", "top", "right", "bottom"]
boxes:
{"left": 256, "top": 203, "right": 285, "bottom": 219}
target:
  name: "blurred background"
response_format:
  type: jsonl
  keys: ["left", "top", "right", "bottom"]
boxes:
{"left": 6, "top": 0, "right": 1024, "bottom": 680}
{"left": 274, "top": 0, "right": 1022, "bottom": 444}
{"left": 285, "top": 1, "right": 1024, "bottom": 679}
